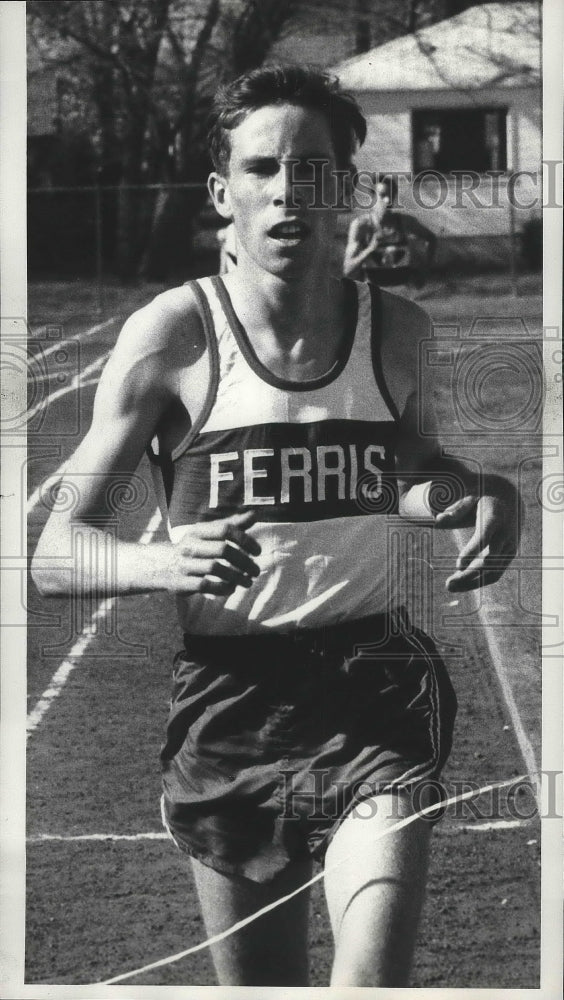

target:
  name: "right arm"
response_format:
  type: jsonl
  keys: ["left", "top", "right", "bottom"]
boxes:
{"left": 32, "top": 292, "right": 260, "bottom": 599}
{"left": 342, "top": 215, "right": 380, "bottom": 277}
{"left": 383, "top": 294, "right": 521, "bottom": 593}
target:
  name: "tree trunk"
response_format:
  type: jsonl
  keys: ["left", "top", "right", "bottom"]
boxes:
{"left": 115, "top": 122, "right": 147, "bottom": 279}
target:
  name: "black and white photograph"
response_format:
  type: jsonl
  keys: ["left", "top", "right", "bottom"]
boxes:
{"left": 0, "top": 0, "right": 562, "bottom": 994}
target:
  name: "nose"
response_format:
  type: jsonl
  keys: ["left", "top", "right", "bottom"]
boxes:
{"left": 272, "top": 159, "right": 305, "bottom": 209}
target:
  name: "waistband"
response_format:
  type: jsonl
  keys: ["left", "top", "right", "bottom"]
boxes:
{"left": 183, "top": 607, "right": 411, "bottom": 664}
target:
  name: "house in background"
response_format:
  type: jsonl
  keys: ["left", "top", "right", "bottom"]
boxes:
{"left": 270, "top": 0, "right": 403, "bottom": 66}
{"left": 268, "top": 0, "right": 462, "bottom": 70}
{"left": 332, "top": 1, "right": 541, "bottom": 267}
{"left": 27, "top": 1, "right": 541, "bottom": 274}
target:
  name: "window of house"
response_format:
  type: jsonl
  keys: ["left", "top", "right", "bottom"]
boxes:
{"left": 412, "top": 108, "right": 508, "bottom": 174}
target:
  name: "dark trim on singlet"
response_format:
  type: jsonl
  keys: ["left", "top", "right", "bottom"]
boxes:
{"left": 210, "top": 275, "right": 359, "bottom": 393}
{"left": 146, "top": 280, "right": 221, "bottom": 467}
{"left": 369, "top": 284, "right": 401, "bottom": 424}
{"left": 150, "top": 280, "right": 400, "bottom": 491}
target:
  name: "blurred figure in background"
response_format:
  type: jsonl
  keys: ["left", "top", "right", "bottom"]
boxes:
{"left": 344, "top": 174, "right": 437, "bottom": 288}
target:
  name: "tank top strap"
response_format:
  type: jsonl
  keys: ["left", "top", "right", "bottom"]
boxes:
{"left": 341, "top": 280, "right": 400, "bottom": 425}
{"left": 147, "top": 278, "right": 221, "bottom": 467}
{"left": 347, "top": 278, "right": 372, "bottom": 357}
{"left": 196, "top": 275, "right": 242, "bottom": 377}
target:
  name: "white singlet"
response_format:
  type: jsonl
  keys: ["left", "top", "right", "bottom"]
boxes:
{"left": 150, "top": 276, "right": 402, "bottom": 635}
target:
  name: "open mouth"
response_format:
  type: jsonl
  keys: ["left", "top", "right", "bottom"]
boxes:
{"left": 268, "top": 220, "right": 311, "bottom": 241}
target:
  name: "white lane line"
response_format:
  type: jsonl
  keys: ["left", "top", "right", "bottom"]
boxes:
{"left": 438, "top": 819, "right": 534, "bottom": 835}
{"left": 28, "top": 350, "right": 110, "bottom": 423}
{"left": 26, "top": 599, "right": 114, "bottom": 739}
{"left": 27, "top": 819, "right": 534, "bottom": 844}
{"left": 30, "top": 316, "right": 117, "bottom": 361}
{"left": 26, "top": 508, "right": 163, "bottom": 740}
{"left": 453, "top": 528, "right": 540, "bottom": 802}
{"left": 26, "top": 339, "right": 113, "bottom": 514}
{"left": 27, "top": 832, "right": 169, "bottom": 843}
{"left": 458, "top": 819, "right": 533, "bottom": 831}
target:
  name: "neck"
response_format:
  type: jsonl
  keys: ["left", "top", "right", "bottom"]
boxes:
{"left": 230, "top": 252, "right": 340, "bottom": 343}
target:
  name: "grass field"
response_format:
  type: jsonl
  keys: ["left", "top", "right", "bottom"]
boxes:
{"left": 23, "top": 272, "right": 543, "bottom": 988}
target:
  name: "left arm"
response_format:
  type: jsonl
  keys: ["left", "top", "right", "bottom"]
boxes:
{"left": 390, "top": 304, "right": 522, "bottom": 592}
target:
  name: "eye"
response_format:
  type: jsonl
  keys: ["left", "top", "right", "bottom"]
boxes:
{"left": 246, "top": 159, "right": 277, "bottom": 176}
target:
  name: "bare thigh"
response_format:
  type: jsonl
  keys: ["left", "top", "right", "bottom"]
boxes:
{"left": 324, "top": 790, "right": 433, "bottom": 987}
{"left": 190, "top": 855, "right": 313, "bottom": 986}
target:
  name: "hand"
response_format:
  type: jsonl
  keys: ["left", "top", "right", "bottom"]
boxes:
{"left": 343, "top": 219, "right": 380, "bottom": 275}
{"left": 158, "top": 510, "right": 261, "bottom": 596}
{"left": 434, "top": 495, "right": 519, "bottom": 592}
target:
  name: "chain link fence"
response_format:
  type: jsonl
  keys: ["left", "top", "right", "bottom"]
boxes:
{"left": 28, "top": 181, "right": 218, "bottom": 285}
{"left": 28, "top": 177, "right": 541, "bottom": 303}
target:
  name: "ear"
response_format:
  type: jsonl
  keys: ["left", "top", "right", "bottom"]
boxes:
{"left": 208, "top": 172, "right": 233, "bottom": 220}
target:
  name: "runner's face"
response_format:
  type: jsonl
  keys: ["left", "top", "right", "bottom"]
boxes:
{"left": 219, "top": 103, "right": 339, "bottom": 276}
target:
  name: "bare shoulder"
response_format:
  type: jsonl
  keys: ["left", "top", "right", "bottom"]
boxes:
{"left": 110, "top": 283, "right": 207, "bottom": 377}
{"left": 93, "top": 282, "right": 209, "bottom": 425}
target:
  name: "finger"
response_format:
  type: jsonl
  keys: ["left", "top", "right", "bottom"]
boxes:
{"left": 455, "top": 531, "right": 487, "bottom": 570}
{"left": 197, "top": 510, "right": 257, "bottom": 534}
{"left": 479, "top": 538, "right": 516, "bottom": 571}
{"left": 183, "top": 558, "right": 254, "bottom": 589}
{"left": 434, "top": 495, "right": 478, "bottom": 529}
{"left": 199, "top": 577, "right": 239, "bottom": 596}
{"left": 448, "top": 532, "right": 515, "bottom": 586}
{"left": 456, "top": 514, "right": 507, "bottom": 570}
{"left": 204, "top": 558, "right": 255, "bottom": 589}
{"left": 446, "top": 567, "right": 504, "bottom": 592}
{"left": 455, "top": 503, "right": 500, "bottom": 568}
{"left": 180, "top": 538, "right": 221, "bottom": 558}
{"left": 453, "top": 550, "right": 489, "bottom": 577}
{"left": 175, "top": 576, "right": 237, "bottom": 597}
{"left": 435, "top": 495, "right": 477, "bottom": 520}
{"left": 227, "top": 510, "right": 257, "bottom": 526}
{"left": 224, "top": 521, "right": 262, "bottom": 556}
{"left": 180, "top": 538, "right": 260, "bottom": 578}
{"left": 220, "top": 541, "right": 261, "bottom": 578}
{"left": 194, "top": 514, "right": 262, "bottom": 555}
{"left": 453, "top": 549, "right": 512, "bottom": 579}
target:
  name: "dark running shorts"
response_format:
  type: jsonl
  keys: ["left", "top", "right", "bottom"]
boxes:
{"left": 160, "top": 608, "right": 457, "bottom": 883}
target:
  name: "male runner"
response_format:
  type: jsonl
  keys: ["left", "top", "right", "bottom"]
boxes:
{"left": 343, "top": 173, "right": 437, "bottom": 284}
{"left": 33, "top": 66, "right": 520, "bottom": 987}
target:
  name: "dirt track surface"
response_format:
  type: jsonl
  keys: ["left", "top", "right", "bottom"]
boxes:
{"left": 24, "top": 276, "right": 542, "bottom": 988}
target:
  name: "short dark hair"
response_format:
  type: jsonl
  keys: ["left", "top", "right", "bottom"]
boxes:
{"left": 208, "top": 64, "right": 367, "bottom": 174}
